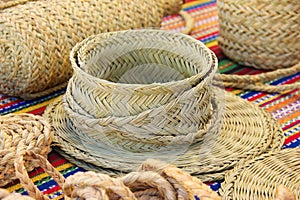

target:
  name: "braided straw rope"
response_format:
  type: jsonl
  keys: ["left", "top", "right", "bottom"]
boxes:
{"left": 0, "top": 0, "right": 195, "bottom": 99}
{"left": 220, "top": 148, "right": 300, "bottom": 200}
{"left": 12, "top": 150, "right": 221, "bottom": 200}
{"left": 216, "top": 0, "right": 300, "bottom": 93}
{"left": 0, "top": 114, "right": 53, "bottom": 187}
{"left": 44, "top": 29, "right": 284, "bottom": 182}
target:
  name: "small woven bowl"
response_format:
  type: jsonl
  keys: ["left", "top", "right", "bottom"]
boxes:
{"left": 0, "top": 114, "right": 53, "bottom": 186}
{"left": 68, "top": 30, "right": 217, "bottom": 118}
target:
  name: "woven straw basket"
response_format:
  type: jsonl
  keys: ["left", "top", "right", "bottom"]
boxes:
{"left": 0, "top": 114, "right": 53, "bottom": 187}
{"left": 1, "top": 150, "right": 222, "bottom": 200}
{"left": 216, "top": 0, "right": 300, "bottom": 93}
{"left": 217, "top": 0, "right": 300, "bottom": 70}
{"left": 0, "top": 0, "right": 194, "bottom": 99}
{"left": 44, "top": 29, "right": 284, "bottom": 182}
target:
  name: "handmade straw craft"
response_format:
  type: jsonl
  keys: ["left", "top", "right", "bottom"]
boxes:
{"left": 44, "top": 29, "right": 284, "bottom": 182}
{"left": 220, "top": 148, "right": 300, "bottom": 200}
{"left": 7, "top": 150, "right": 222, "bottom": 200}
{"left": 216, "top": 0, "right": 300, "bottom": 93}
{"left": 0, "top": 114, "right": 53, "bottom": 187}
{"left": 0, "top": 0, "right": 193, "bottom": 99}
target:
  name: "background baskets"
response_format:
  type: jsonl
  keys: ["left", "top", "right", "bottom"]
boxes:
{"left": 217, "top": 0, "right": 300, "bottom": 70}
{"left": 0, "top": 0, "right": 185, "bottom": 99}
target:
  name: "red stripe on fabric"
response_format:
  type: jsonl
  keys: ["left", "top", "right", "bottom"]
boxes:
{"left": 0, "top": 100, "right": 22, "bottom": 108}
{"left": 195, "top": 31, "right": 218, "bottom": 41}
{"left": 282, "top": 119, "right": 300, "bottom": 131}
{"left": 260, "top": 89, "right": 298, "bottom": 108}
{"left": 247, "top": 93, "right": 266, "bottom": 102}
{"left": 28, "top": 106, "right": 46, "bottom": 115}
{"left": 42, "top": 185, "right": 61, "bottom": 195}
{"left": 284, "top": 132, "right": 300, "bottom": 145}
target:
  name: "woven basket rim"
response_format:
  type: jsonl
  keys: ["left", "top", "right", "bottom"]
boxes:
{"left": 69, "top": 29, "right": 217, "bottom": 88}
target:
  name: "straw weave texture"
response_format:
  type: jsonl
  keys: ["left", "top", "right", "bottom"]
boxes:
{"left": 10, "top": 151, "right": 222, "bottom": 200}
{"left": 0, "top": 114, "right": 53, "bottom": 187}
{"left": 44, "top": 30, "right": 284, "bottom": 182}
{"left": 217, "top": 0, "right": 300, "bottom": 70}
{"left": 0, "top": 0, "right": 183, "bottom": 99}
{"left": 220, "top": 148, "right": 300, "bottom": 200}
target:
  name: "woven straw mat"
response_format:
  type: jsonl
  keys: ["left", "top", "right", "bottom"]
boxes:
{"left": 0, "top": 0, "right": 184, "bottom": 99}
{"left": 217, "top": 0, "right": 300, "bottom": 70}
{"left": 44, "top": 30, "right": 284, "bottom": 182}
{"left": 0, "top": 113, "right": 53, "bottom": 187}
{"left": 220, "top": 148, "right": 300, "bottom": 200}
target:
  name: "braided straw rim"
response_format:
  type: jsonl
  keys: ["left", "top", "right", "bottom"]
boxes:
{"left": 0, "top": 113, "right": 53, "bottom": 187}
{"left": 220, "top": 148, "right": 300, "bottom": 200}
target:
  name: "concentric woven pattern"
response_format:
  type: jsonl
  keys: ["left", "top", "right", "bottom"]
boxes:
{"left": 0, "top": 0, "right": 183, "bottom": 98}
{"left": 0, "top": 114, "right": 53, "bottom": 186}
{"left": 220, "top": 148, "right": 300, "bottom": 200}
{"left": 217, "top": 0, "right": 300, "bottom": 70}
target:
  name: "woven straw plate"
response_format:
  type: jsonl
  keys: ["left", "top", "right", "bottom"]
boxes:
{"left": 44, "top": 30, "right": 284, "bottom": 182}
{"left": 220, "top": 148, "right": 300, "bottom": 200}
{"left": 0, "top": 113, "right": 53, "bottom": 186}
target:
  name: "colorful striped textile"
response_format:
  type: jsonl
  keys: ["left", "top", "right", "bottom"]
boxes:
{"left": 1, "top": 0, "right": 299, "bottom": 199}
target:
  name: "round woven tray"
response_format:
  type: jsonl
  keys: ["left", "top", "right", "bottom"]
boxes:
{"left": 0, "top": 114, "right": 53, "bottom": 186}
{"left": 44, "top": 30, "right": 284, "bottom": 182}
{"left": 220, "top": 148, "right": 300, "bottom": 200}
{"left": 45, "top": 88, "right": 283, "bottom": 182}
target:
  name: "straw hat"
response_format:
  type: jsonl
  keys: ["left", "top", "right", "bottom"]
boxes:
{"left": 44, "top": 30, "right": 284, "bottom": 182}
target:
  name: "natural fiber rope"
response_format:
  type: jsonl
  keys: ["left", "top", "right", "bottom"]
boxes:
{"left": 213, "top": 63, "right": 300, "bottom": 93}
{"left": 0, "top": 114, "right": 53, "bottom": 187}
{"left": 0, "top": 0, "right": 195, "bottom": 99}
{"left": 12, "top": 150, "right": 221, "bottom": 200}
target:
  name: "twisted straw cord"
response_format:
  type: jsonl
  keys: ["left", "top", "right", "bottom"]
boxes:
{"left": 0, "top": 0, "right": 36, "bottom": 9}
{"left": 14, "top": 151, "right": 67, "bottom": 200}
{"left": 0, "top": 188, "right": 34, "bottom": 200}
{"left": 179, "top": 10, "right": 194, "bottom": 35}
{"left": 63, "top": 172, "right": 137, "bottom": 199}
{"left": 213, "top": 63, "right": 300, "bottom": 93}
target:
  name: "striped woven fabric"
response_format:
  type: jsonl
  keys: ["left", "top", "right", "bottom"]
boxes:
{"left": 1, "top": 0, "right": 299, "bottom": 199}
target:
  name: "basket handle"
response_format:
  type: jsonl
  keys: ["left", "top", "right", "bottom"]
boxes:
{"left": 14, "top": 150, "right": 67, "bottom": 200}
{"left": 213, "top": 63, "right": 300, "bottom": 93}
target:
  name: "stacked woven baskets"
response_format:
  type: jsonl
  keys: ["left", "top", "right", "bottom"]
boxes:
{"left": 45, "top": 29, "right": 284, "bottom": 183}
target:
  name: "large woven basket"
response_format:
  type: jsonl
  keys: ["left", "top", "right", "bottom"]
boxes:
{"left": 44, "top": 29, "right": 284, "bottom": 182}
{"left": 217, "top": 0, "right": 300, "bottom": 70}
{"left": 0, "top": 114, "right": 53, "bottom": 186}
{"left": 0, "top": 0, "right": 192, "bottom": 99}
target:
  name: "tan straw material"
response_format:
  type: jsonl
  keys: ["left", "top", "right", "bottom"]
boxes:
{"left": 44, "top": 29, "right": 284, "bottom": 182}
{"left": 12, "top": 150, "right": 221, "bottom": 200}
{"left": 0, "top": 0, "right": 195, "bottom": 99}
{"left": 220, "top": 148, "right": 300, "bottom": 200}
{"left": 217, "top": 0, "right": 300, "bottom": 70}
{"left": 0, "top": 114, "right": 53, "bottom": 187}
{"left": 216, "top": 0, "right": 300, "bottom": 93}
